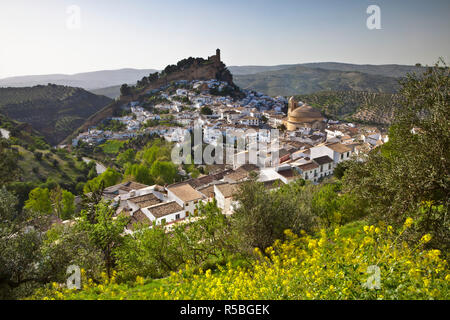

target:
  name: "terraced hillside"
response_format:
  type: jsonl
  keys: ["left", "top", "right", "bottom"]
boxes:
{"left": 234, "top": 65, "right": 401, "bottom": 96}
{"left": 295, "top": 90, "right": 401, "bottom": 125}
{"left": 0, "top": 84, "right": 112, "bottom": 145}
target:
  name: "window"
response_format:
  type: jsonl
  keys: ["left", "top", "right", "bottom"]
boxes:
{"left": 341, "top": 154, "right": 344, "bottom": 160}
{"left": 328, "top": 164, "right": 331, "bottom": 170}
{"left": 175, "top": 214, "right": 180, "bottom": 220}
{"left": 347, "top": 152, "right": 350, "bottom": 157}
{"left": 320, "top": 165, "right": 323, "bottom": 172}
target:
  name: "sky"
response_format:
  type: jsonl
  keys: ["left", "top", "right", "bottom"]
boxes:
{"left": 0, "top": 0, "right": 449, "bottom": 78}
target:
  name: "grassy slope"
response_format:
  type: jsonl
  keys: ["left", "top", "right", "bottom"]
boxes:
{"left": 0, "top": 85, "right": 112, "bottom": 145}
{"left": 14, "top": 145, "right": 87, "bottom": 187}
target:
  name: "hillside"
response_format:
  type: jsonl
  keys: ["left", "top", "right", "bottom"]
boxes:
{"left": 295, "top": 90, "right": 401, "bottom": 125}
{"left": 3, "top": 63, "right": 426, "bottom": 100}
{"left": 0, "top": 68, "right": 159, "bottom": 90}
{"left": 90, "top": 85, "right": 123, "bottom": 99}
{"left": 230, "top": 62, "right": 426, "bottom": 78}
{"left": 0, "top": 85, "right": 112, "bottom": 145}
{"left": 233, "top": 65, "right": 402, "bottom": 96}
{"left": 63, "top": 50, "right": 240, "bottom": 144}
{"left": 0, "top": 113, "right": 89, "bottom": 201}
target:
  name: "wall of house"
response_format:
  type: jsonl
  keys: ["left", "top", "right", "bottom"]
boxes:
{"left": 310, "top": 145, "right": 333, "bottom": 160}
{"left": 151, "top": 210, "right": 186, "bottom": 226}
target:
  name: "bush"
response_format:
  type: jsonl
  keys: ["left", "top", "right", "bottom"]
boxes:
{"left": 33, "top": 219, "right": 449, "bottom": 300}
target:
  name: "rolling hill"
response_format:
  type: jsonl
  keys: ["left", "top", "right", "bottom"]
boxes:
{"left": 0, "top": 68, "right": 158, "bottom": 90}
{"left": 1, "top": 63, "right": 427, "bottom": 99}
{"left": 0, "top": 85, "right": 112, "bottom": 145}
{"left": 233, "top": 65, "right": 402, "bottom": 96}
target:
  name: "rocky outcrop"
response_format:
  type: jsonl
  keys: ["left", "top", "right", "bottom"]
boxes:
{"left": 133, "top": 49, "right": 237, "bottom": 99}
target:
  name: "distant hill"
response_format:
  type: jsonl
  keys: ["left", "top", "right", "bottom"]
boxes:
{"left": 299, "top": 62, "right": 427, "bottom": 78}
{"left": 233, "top": 65, "right": 402, "bottom": 96}
{"left": 0, "top": 68, "right": 158, "bottom": 90}
{"left": 90, "top": 85, "right": 123, "bottom": 99}
{"left": 0, "top": 84, "right": 112, "bottom": 145}
{"left": 2, "top": 62, "right": 426, "bottom": 99}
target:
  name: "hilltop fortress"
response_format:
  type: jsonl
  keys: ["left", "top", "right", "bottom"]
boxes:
{"left": 66, "top": 50, "right": 240, "bottom": 141}
{"left": 132, "top": 49, "right": 236, "bottom": 99}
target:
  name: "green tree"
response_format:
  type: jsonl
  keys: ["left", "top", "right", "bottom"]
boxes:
{"left": 25, "top": 188, "right": 52, "bottom": 215}
{"left": 150, "top": 161, "right": 177, "bottom": 184}
{"left": 232, "top": 180, "right": 317, "bottom": 252}
{"left": 120, "top": 84, "right": 131, "bottom": 97}
{"left": 0, "top": 139, "right": 19, "bottom": 184}
{"left": 124, "top": 164, "right": 153, "bottom": 185}
{"left": 83, "top": 168, "right": 122, "bottom": 194}
{"left": 117, "top": 149, "right": 136, "bottom": 168}
{"left": 0, "top": 188, "right": 51, "bottom": 298}
{"left": 343, "top": 61, "right": 450, "bottom": 250}
{"left": 61, "top": 190, "right": 75, "bottom": 220}
{"left": 78, "top": 201, "right": 128, "bottom": 278}
{"left": 200, "top": 106, "right": 213, "bottom": 115}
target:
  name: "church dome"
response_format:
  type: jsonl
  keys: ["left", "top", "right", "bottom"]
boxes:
{"left": 288, "top": 104, "right": 324, "bottom": 122}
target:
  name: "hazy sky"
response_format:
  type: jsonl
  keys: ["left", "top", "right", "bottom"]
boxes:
{"left": 1, "top": 0, "right": 449, "bottom": 78}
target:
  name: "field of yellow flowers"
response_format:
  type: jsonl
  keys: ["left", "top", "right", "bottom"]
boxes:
{"left": 33, "top": 219, "right": 449, "bottom": 300}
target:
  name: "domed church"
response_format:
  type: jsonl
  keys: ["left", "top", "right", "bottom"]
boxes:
{"left": 283, "top": 97, "right": 325, "bottom": 131}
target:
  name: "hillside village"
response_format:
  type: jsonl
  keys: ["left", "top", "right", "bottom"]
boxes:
{"left": 69, "top": 69, "right": 389, "bottom": 234}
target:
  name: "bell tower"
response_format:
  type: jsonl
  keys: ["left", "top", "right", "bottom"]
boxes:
{"left": 216, "top": 48, "right": 221, "bottom": 62}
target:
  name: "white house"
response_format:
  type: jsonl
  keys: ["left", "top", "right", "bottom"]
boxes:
{"left": 297, "top": 162, "right": 320, "bottom": 182}
{"left": 214, "top": 183, "right": 239, "bottom": 215}
{"left": 312, "top": 155, "right": 334, "bottom": 179}
{"left": 310, "top": 142, "right": 353, "bottom": 164}
{"left": 167, "top": 183, "right": 204, "bottom": 215}
{"left": 143, "top": 201, "right": 185, "bottom": 225}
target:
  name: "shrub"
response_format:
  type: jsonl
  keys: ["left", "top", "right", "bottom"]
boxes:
{"left": 32, "top": 219, "right": 449, "bottom": 300}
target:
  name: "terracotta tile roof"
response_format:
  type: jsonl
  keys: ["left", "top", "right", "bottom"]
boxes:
{"left": 147, "top": 201, "right": 183, "bottom": 219}
{"left": 122, "top": 209, "right": 151, "bottom": 231}
{"left": 277, "top": 168, "right": 298, "bottom": 180}
{"left": 326, "top": 142, "right": 352, "bottom": 153}
{"left": 298, "top": 162, "right": 319, "bottom": 171}
{"left": 103, "top": 181, "right": 150, "bottom": 196}
{"left": 263, "top": 179, "right": 284, "bottom": 189}
{"left": 216, "top": 183, "right": 240, "bottom": 198}
{"left": 197, "top": 184, "right": 216, "bottom": 199}
{"left": 224, "top": 164, "right": 259, "bottom": 182}
{"left": 168, "top": 183, "right": 204, "bottom": 202}
{"left": 168, "top": 170, "right": 232, "bottom": 190}
{"left": 313, "top": 155, "right": 334, "bottom": 165}
{"left": 128, "top": 193, "right": 162, "bottom": 208}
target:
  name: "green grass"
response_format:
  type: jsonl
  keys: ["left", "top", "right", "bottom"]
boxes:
{"left": 14, "top": 145, "right": 87, "bottom": 187}
{"left": 100, "top": 140, "right": 126, "bottom": 154}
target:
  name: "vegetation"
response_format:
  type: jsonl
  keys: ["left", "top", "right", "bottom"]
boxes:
{"left": 343, "top": 61, "right": 449, "bottom": 251}
{"left": 0, "top": 85, "right": 112, "bottom": 145}
{"left": 83, "top": 168, "right": 122, "bottom": 194}
{"left": 200, "top": 106, "right": 213, "bottom": 115}
{"left": 0, "top": 63, "right": 448, "bottom": 301}
{"left": 97, "top": 119, "right": 126, "bottom": 132}
{"left": 234, "top": 65, "right": 401, "bottom": 96}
